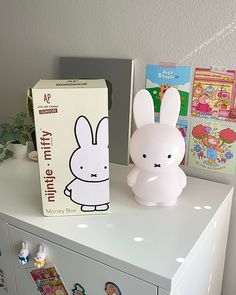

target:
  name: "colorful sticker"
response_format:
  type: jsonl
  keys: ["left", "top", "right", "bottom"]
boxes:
{"left": 191, "top": 68, "right": 236, "bottom": 121}
{"left": 188, "top": 120, "right": 236, "bottom": 174}
{"left": 146, "top": 64, "right": 191, "bottom": 116}
{"left": 155, "top": 115, "right": 188, "bottom": 165}
{"left": 72, "top": 283, "right": 86, "bottom": 295}
{"left": 28, "top": 264, "right": 69, "bottom": 295}
{"left": 0, "top": 269, "right": 7, "bottom": 290}
{"left": 105, "top": 282, "right": 122, "bottom": 295}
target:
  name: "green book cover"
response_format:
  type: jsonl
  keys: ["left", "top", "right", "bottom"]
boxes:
{"left": 146, "top": 64, "right": 191, "bottom": 116}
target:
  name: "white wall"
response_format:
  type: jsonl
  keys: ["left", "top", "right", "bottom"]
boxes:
{"left": 1, "top": 1, "right": 236, "bottom": 294}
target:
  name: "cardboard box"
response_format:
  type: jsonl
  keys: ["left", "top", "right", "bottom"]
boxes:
{"left": 32, "top": 79, "right": 109, "bottom": 216}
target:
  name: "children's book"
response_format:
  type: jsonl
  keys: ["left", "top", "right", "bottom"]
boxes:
{"left": 188, "top": 119, "right": 236, "bottom": 175}
{"left": 191, "top": 68, "right": 236, "bottom": 121}
{"left": 146, "top": 65, "right": 191, "bottom": 116}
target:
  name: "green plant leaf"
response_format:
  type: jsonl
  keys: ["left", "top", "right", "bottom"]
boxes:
{"left": 0, "top": 123, "right": 11, "bottom": 129}
{"left": 0, "top": 137, "right": 6, "bottom": 145}
{"left": 0, "top": 129, "right": 14, "bottom": 143}
{"left": 0, "top": 112, "right": 34, "bottom": 159}
{"left": 4, "top": 149, "right": 13, "bottom": 159}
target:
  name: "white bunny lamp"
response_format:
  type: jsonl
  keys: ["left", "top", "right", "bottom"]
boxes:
{"left": 127, "top": 87, "right": 187, "bottom": 206}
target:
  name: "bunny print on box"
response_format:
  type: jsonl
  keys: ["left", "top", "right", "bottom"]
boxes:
{"left": 64, "top": 116, "right": 109, "bottom": 212}
{"left": 127, "top": 87, "right": 187, "bottom": 206}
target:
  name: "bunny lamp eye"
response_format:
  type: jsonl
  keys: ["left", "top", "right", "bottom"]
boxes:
{"left": 168, "top": 154, "right": 172, "bottom": 158}
{"left": 143, "top": 154, "right": 147, "bottom": 158}
{"left": 104, "top": 166, "right": 107, "bottom": 169}
{"left": 80, "top": 166, "right": 83, "bottom": 169}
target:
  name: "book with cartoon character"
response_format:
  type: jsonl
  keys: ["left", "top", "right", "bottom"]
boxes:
{"left": 32, "top": 79, "right": 109, "bottom": 216}
{"left": 191, "top": 68, "right": 236, "bottom": 121}
{"left": 188, "top": 119, "right": 236, "bottom": 174}
{"left": 146, "top": 64, "right": 191, "bottom": 116}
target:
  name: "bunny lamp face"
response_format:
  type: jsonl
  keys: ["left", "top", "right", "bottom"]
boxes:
{"left": 130, "top": 123, "right": 185, "bottom": 174}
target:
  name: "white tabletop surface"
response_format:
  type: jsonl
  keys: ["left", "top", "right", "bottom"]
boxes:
{"left": 0, "top": 159, "right": 233, "bottom": 290}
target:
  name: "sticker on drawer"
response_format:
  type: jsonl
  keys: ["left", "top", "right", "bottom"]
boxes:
{"left": 27, "top": 263, "right": 69, "bottom": 295}
{"left": 72, "top": 283, "right": 86, "bottom": 295}
{"left": 0, "top": 268, "right": 7, "bottom": 291}
{"left": 105, "top": 281, "right": 122, "bottom": 295}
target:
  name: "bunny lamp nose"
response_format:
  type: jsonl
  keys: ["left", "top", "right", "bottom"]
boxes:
{"left": 154, "top": 163, "right": 161, "bottom": 168}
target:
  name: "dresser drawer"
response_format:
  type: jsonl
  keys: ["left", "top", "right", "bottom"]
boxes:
{"left": 170, "top": 195, "right": 232, "bottom": 295}
{"left": 0, "top": 220, "right": 17, "bottom": 295}
{"left": 8, "top": 225, "right": 157, "bottom": 295}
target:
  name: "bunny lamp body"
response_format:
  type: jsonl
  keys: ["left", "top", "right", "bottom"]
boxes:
{"left": 128, "top": 88, "right": 187, "bottom": 206}
{"left": 64, "top": 116, "right": 109, "bottom": 212}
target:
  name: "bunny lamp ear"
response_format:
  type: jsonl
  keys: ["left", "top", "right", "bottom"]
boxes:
{"left": 75, "top": 116, "right": 93, "bottom": 147}
{"left": 133, "top": 89, "right": 155, "bottom": 128}
{"left": 160, "top": 87, "right": 180, "bottom": 126}
{"left": 95, "top": 117, "right": 109, "bottom": 147}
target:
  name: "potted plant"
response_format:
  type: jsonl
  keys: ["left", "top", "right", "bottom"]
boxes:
{"left": 0, "top": 112, "right": 34, "bottom": 161}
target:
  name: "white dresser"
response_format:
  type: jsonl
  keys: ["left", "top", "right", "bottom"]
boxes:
{"left": 0, "top": 159, "right": 233, "bottom": 295}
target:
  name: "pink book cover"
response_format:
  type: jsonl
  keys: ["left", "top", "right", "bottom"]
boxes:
{"left": 191, "top": 68, "right": 236, "bottom": 121}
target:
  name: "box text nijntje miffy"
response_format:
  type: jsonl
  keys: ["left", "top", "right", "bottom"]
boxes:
{"left": 40, "top": 130, "right": 56, "bottom": 202}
